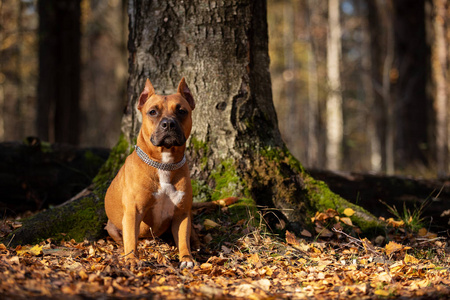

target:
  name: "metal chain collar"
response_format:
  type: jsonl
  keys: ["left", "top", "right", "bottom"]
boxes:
{"left": 134, "top": 145, "right": 186, "bottom": 171}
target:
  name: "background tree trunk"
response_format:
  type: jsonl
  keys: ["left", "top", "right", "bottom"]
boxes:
{"left": 392, "top": 0, "right": 431, "bottom": 171}
{"left": 305, "top": 0, "right": 320, "bottom": 169}
{"left": 361, "top": 2, "right": 382, "bottom": 173}
{"left": 377, "top": 0, "right": 396, "bottom": 175}
{"left": 432, "top": 0, "right": 449, "bottom": 178}
{"left": 325, "top": 0, "right": 344, "bottom": 171}
{"left": 80, "top": 0, "right": 128, "bottom": 148}
{"left": 37, "top": 0, "right": 81, "bottom": 145}
{"left": 7, "top": 0, "right": 381, "bottom": 246}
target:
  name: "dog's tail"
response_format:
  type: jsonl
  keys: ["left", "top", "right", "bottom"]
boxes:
{"left": 192, "top": 197, "right": 238, "bottom": 210}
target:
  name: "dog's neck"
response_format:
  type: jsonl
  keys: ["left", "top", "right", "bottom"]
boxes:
{"left": 135, "top": 145, "right": 186, "bottom": 171}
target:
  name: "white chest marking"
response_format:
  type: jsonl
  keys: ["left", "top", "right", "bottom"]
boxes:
{"left": 152, "top": 152, "right": 185, "bottom": 224}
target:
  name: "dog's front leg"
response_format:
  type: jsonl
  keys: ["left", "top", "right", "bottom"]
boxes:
{"left": 122, "top": 204, "right": 142, "bottom": 260}
{"left": 172, "top": 212, "right": 194, "bottom": 269}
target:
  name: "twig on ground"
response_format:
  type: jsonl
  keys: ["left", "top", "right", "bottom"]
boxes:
{"left": 332, "top": 227, "right": 395, "bottom": 283}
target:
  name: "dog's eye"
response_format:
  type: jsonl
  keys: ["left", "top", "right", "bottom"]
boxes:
{"left": 148, "top": 109, "right": 157, "bottom": 116}
{"left": 178, "top": 108, "right": 187, "bottom": 115}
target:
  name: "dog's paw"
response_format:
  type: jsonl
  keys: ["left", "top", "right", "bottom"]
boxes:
{"left": 180, "top": 255, "right": 195, "bottom": 269}
{"left": 180, "top": 260, "right": 195, "bottom": 269}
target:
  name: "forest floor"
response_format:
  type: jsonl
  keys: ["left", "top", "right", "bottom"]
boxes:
{"left": 1, "top": 205, "right": 449, "bottom": 299}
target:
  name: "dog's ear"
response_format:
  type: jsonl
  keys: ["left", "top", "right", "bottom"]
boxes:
{"left": 177, "top": 77, "right": 195, "bottom": 110}
{"left": 138, "top": 78, "right": 155, "bottom": 110}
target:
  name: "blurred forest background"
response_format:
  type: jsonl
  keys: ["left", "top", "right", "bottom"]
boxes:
{"left": 1, "top": 0, "right": 449, "bottom": 178}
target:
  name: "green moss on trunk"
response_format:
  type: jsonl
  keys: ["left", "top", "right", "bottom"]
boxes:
{"left": 254, "top": 146, "right": 382, "bottom": 234}
{"left": 4, "top": 135, "right": 131, "bottom": 246}
{"left": 303, "top": 176, "right": 381, "bottom": 233}
{"left": 7, "top": 193, "right": 107, "bottom": 246}
{"left": 92, "top": 134, "right": 131, "bottom": 195}
{"left": 189, "top": 140, "right": 382, "bottom": 236}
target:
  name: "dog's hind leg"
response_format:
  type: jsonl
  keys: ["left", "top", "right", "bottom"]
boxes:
{"left": 105, "top": 220, "right": 122, "bottom": 243}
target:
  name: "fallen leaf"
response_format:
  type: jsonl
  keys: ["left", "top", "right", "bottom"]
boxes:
{"left": 425, "top": 231, "right": 438, "bottom": 239}
{"left": 285, "top": 230, "right": 299, "bottom": 246}
{"left": 385, "top": 241, "right": 404, "bottom": 256}
{"left": 204, "top": 219, "right": 220, "bottom": 230}
{"left": 333, "top": 222, "right": 343, "bottom": 231}
{"left": 231, "top": 284, "right": 254, "bottom": 297}
{"left": 16, "top": 244, "right": 43, "bottom": 256}
{"left": 300, "top": 229, "right": 312, "bottom": 237}
{"left": 376, "top": 272, "right": 392, "bottom": 283}
{"left": 404, "top": 253, "right": 420, "bottom": 264}
{"left": 325, "top": 208, "right": 339, "bottom": 218}
{"left": 340, "top": 217, "right": 353, "bottom": 226}
{"left": 410, "top": 279, "right": 430, "bottom": 290}
{"left": 253, "top": 279, "right": 271, "bottom": 291}
{"left": 61, "top": 284, "right": 78, "bottom": 295}
{"left": 78, "top": 270, "right": 88, "bottom": 280}
{"left": 197, "top": 284, "right": 223, "bottom": 297}
{"left": 418, "top": 228, "right": 427, "bottom": 237}
{"left": 200, "top": 262, "right": 213, "bottom": 270}
{"left": 343, "top": 208, "right": 355, "bottom": 217}
{"left": 9, "top": 255, "right": 20, "bottom": 265}
{"left": 204, "top": 233, "right": 213, "bottom": 243}
{"left": 390, "top": 261, "right": 405, "bottom": 273}
{"left": 258, "top": 266, "right": 273, "bottom": 276}
{"left": 374, "top": 289, "right": 391, "bottom": 296}
{"left": 63, "top": 260, "right": 83, "bottom": 271}
{"left": 313, "top": 212, "right": 329, "bottom": 222}
{"left": 153, "top": 251, "right": 168, "bottom": 265}
{"left": 247, "top": 253, "right": 260, "bottom": 265}
{"left": 221, "top": 245, "right": 232, "bottom": 254}
{"left": 386, "top": 218, "right": 405, "bottom": 227}
{"left": 315, "top": 226, "right": 333, "bottom": 238}
{"left": 11, "top": 222, "right": 22, "bottom": 229}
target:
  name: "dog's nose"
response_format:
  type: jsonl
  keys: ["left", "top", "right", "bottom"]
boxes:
{"left": 160, "top": 118, "right": 176, "bottom": 130}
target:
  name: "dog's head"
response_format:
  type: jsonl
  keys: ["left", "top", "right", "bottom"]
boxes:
{"left": 137, "top": 78, "right": 195, "bottom": 149}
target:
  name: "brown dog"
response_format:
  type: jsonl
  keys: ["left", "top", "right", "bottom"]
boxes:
{"left": 105, "top": 77, "right": 195, "bottom": 269}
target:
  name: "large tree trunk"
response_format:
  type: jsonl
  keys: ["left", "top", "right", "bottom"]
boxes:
{"left": 7, "top": 0, "right": 380, "bottom": 246}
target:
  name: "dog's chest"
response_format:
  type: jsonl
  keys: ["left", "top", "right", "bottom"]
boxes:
{"left": 151, "top": 154, "right": 184, "bottom": 225}
{"left": 153, "top": 170, "right": 184, "bottom": 206}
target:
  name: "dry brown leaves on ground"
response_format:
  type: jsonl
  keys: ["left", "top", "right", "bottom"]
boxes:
{"left": 1, "top": 214, "right": 449, "bottom": 299}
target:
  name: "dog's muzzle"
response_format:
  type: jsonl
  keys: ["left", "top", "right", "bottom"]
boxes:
{"left": 151, "top": 117, "right": 186, "bottom": 148}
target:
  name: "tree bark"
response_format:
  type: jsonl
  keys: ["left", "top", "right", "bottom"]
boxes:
{"left": 6, "top": 0, "right": 381, "bottom": 246}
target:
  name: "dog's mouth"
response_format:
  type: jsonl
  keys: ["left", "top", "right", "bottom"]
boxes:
{"left": 150, "top": 132, "right": 186, "bottom": 149}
